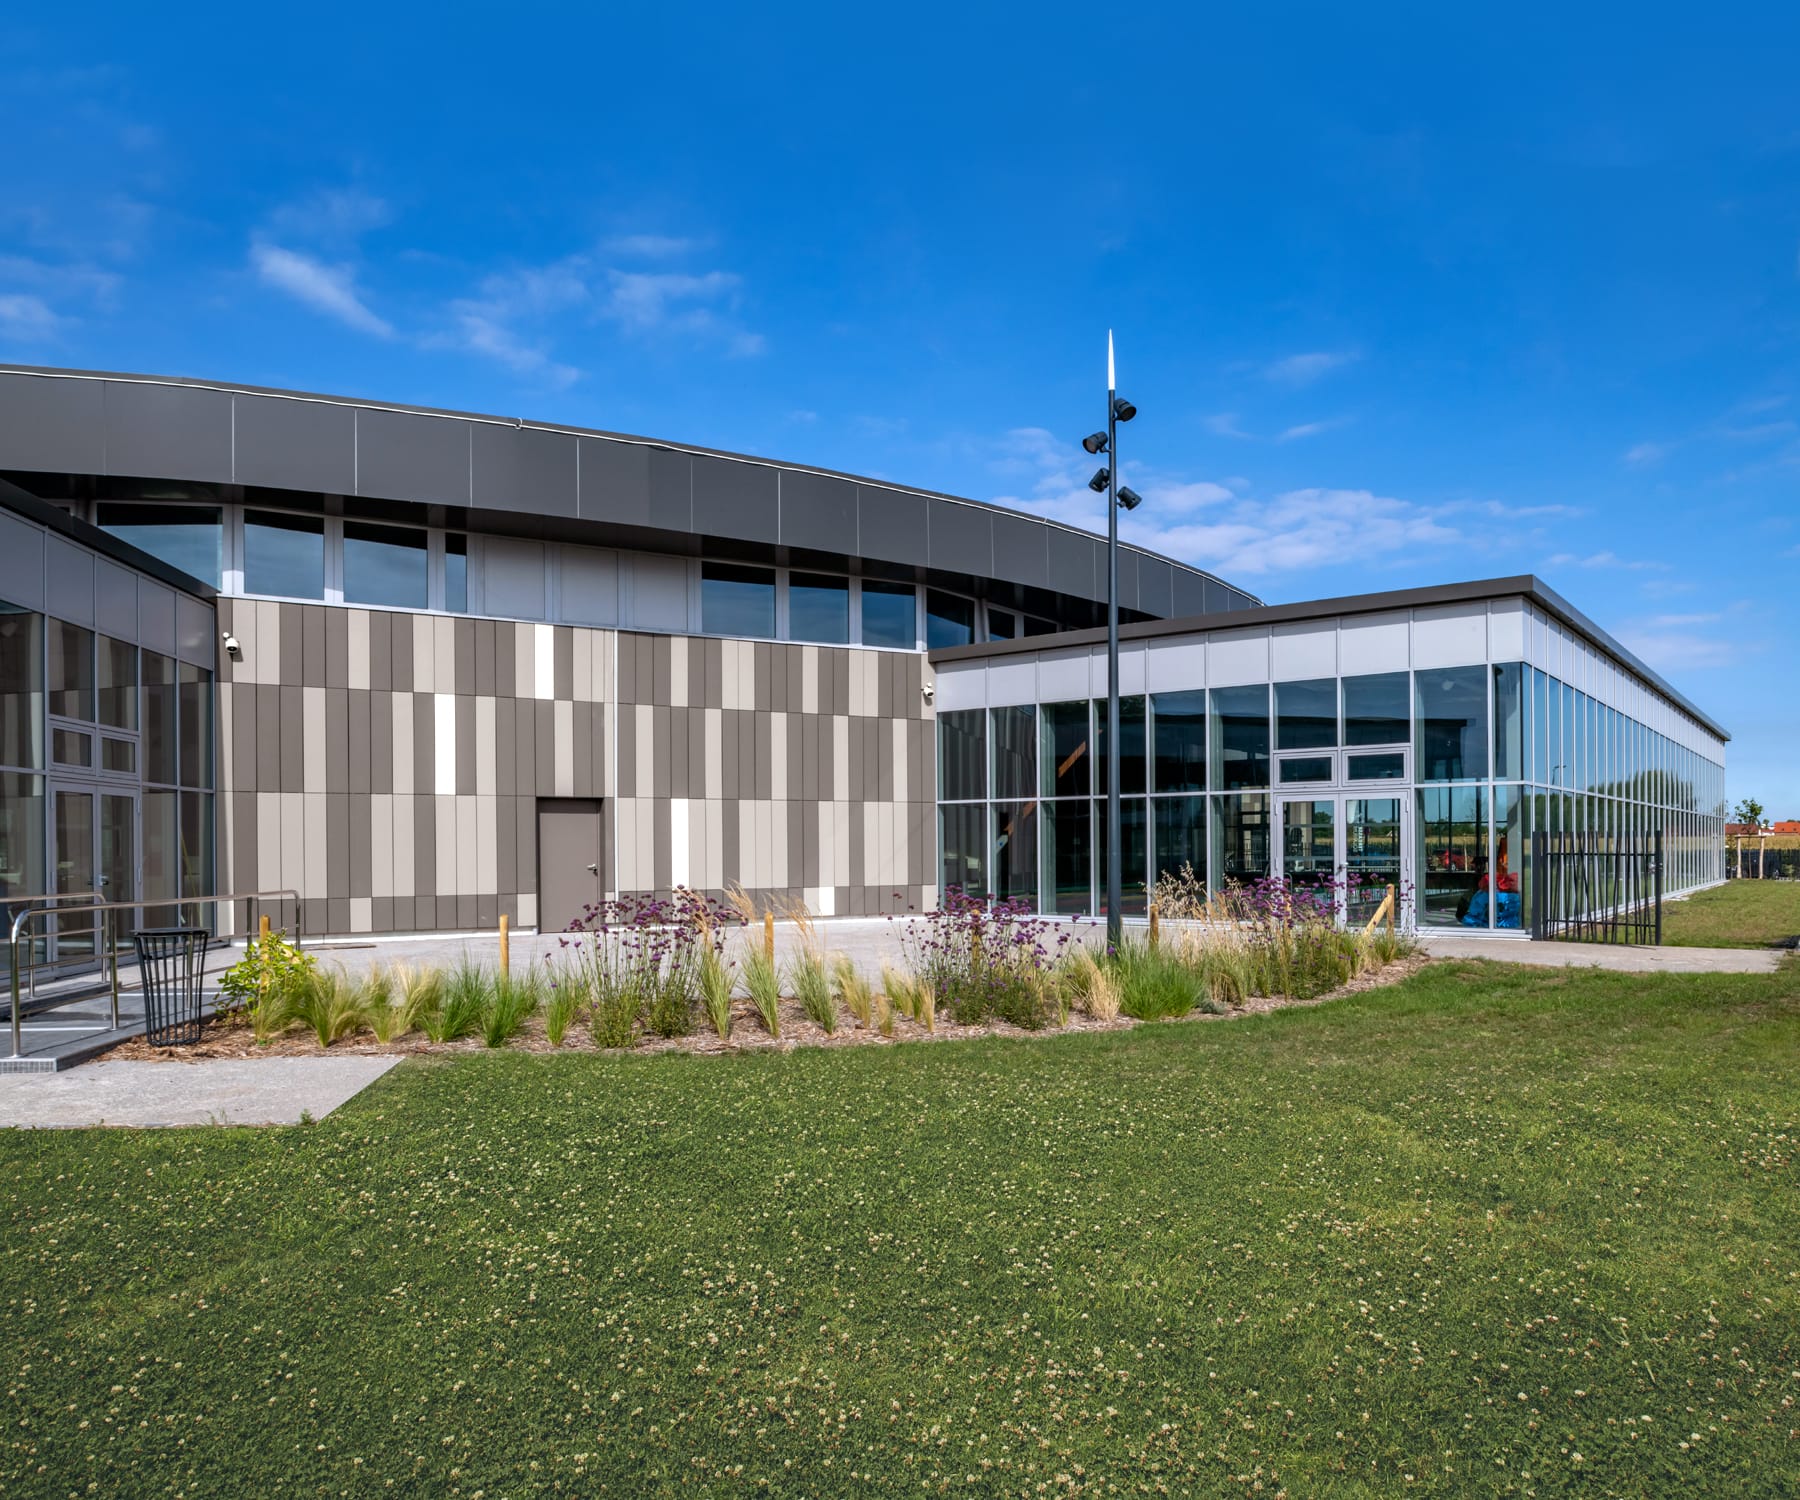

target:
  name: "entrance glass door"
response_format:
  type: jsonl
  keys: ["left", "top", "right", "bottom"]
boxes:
{"left": 1345, "top": 797, "right": 1403, "bottom": 926}
{"left": 1279, "top": 798, "right": 1337, "bottom": 915}
{"left": 50, "top": 786, "right": 97, "bottom": 959}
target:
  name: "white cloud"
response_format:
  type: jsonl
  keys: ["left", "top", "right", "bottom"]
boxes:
{"left": 268, "top": 188, "right": 392, "bottom": 246}
{"left": 1615, "top": 621, "right": 1738, "bottom": 671}
{"left": 1277, "top": 418, "right": 1350, "bottom": 442}
{"left": 250, "top": 241, "right": 393, "bottom": 337}
{"left": 1204, "top": 412, "right": 1253, "bottom": 439}
{"left": 1544, "top": 550, "right": 1670, "bottom": 571}
{"left": 0, "top": 293, "right": 62, "bottom": 341}
{"left": 1264, "top": 350, "right": 1358, "bottom": 386}
{"left": 1622, "top": 441, "right": 1668, "bottom": 466}
{"left": 1719, "top": 419, "right": 1796, "bottom": 442}
{"left": 787, "top": 409, "right": 819, "bottom": 424}
{"left": 602, "top": 269, "right": 743, "bottom": 335}
{"left": 986, "top": 427, "right": 1462, "bottom": 579}
{"left": 604, "top": 233, "right": 701, "bottom": 259}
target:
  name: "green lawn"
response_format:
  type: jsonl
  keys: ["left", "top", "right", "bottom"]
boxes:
{"left": 1663, "top": 879, "right": 1800, "bottom": 948}
{"left": 3, "top": 961, "right": 1796, "bottom": 1498}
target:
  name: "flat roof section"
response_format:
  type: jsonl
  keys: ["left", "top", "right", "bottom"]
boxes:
{"left": 929, "top": 574, "right": 1729, "bottom": 743}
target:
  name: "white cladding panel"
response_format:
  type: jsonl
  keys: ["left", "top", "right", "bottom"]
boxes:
{"left": 1338, "top": 610, "right": 1410, "bottom": 674}
{"left": 1410, "top": 602, "right": 1487, "bottom": 669}
{"left": 483, "top": 537, "right": 546, "bottom": 620}
{"left": 1207, "top": 627, "right": 1270, "bottom": 686}
{"left": 1271, "top": 620, "right": 1337, "bottom": 681}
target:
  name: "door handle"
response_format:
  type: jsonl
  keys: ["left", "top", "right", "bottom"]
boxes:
{"left": 586, "top": 863, "right": 599, "bottom": 875}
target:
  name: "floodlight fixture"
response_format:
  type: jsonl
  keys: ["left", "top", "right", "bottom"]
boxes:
{"left": 1117, "top": 486, "right": 1143, "bottom": 511}
{"left": 1111, "top": 396, "right": 1137, "bottom": 423}
{"left": 1081, "top": 431, "right": 1109, "bottom": 454}
{"left": 1087, "top": 467, "right": 1111, "bottom": 493}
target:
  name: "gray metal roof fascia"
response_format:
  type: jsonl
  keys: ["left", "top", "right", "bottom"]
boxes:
{"left": 930, "top": 574, "right": 1729, "bottom": 743}
{"left": 0, "top": 364, "right": 1258, "bottom": 609}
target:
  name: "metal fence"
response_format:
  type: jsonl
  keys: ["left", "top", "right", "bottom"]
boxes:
{"left": 1531, "top": 828, "right": 1662, "bottom": 945}
{"left": 1727, "top": 846, "right": 1800, "bottom": 880}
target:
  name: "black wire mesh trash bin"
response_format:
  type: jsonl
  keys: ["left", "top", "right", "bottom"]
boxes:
{"left": 134, "top": 927, "right": 212, "bottom": 1047}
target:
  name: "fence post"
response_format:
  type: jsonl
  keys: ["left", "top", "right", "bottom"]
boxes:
{"left": 1654, "top": 828, "right": 1663, "bottom": 946}
{"left": 499, "top": 912, "right": 510, "bottom": 975}
{"left": 1530, "top": 829, "right": 1544, "bottom": 940}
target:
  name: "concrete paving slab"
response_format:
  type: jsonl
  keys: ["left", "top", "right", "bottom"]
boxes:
{"left": 1417, "top": 934, "right": 1781, "bottom": 973}
{"left": 0, "top": 1056, "right": 402, "bottom": 1129}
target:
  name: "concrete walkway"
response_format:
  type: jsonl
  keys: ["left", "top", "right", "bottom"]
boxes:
{"left": 0, "top": 1056, "right": 401, "bottom": 1129}
{"left": 1416, "top": 934, "right": 1782, "bottom": 973}
{"left": 297, "top": 916, "right": 1786, "bottom": 978}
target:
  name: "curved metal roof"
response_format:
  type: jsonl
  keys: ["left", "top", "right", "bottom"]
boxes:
{"left": 0, "top": 365, "right": 1259, "bottom": 621}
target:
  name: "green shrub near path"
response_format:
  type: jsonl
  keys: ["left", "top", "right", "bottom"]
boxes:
{"left": 2, "top": 959, "right": 1795, "bottom": 1496}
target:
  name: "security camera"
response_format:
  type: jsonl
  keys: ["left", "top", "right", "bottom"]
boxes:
{"left": 222, "top": 631, "right": 242, "bottom": 659}
{"left": 922, "top": 683, "right": 935, "bottom": 703}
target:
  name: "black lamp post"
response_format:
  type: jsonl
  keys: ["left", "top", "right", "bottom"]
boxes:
{"left": 1081, "top": 331, "right": 1138, "bottom": 951}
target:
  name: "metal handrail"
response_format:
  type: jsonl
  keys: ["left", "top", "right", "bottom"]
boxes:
{"left": 8, "top": 888, "right": 302, "bottom": 1058}
{"left": 0, "top": 890, "right": 104, "bottom": 1007}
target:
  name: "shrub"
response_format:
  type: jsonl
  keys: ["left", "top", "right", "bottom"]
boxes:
{"left": 895, "top": 888, "right": 1072, "bottom": 1030}
{"left": 697, "top": 946, "right": 734, "bottom": 1040}
{"left": 361, "top": 967, "right": 411, "bottom": 1043}
{"left": 875, "top": 992, "right": 894, "bottom": 1037}
{"left": 1109, "top": 938, "right": 1207, "bottom": 1021}
{"left": 553, "top": 887, "right": 739, "bottom": 1047}
{"left": 833, "top": 955, "right": 874, "bottom": 1027}
{"left": 1066, "top": 947, "right": 1121, "bottom": 1021}
{"left": 544, "top": 970, "right": 579, "bottom": 1047}
{"left": 741, "top": 946, "right": 781, "bottom": 1037}
{"left": 218, "top": 931, "right": 317, "bottom": 1043}
{"left": 790, "top": 953, "right": 837, "bottom": 1032}
{"left": 481, "top": 968, "right": 542, "bottom": 1047}
{"left": 880, "top": 963, "right": 918, "bottom": 1020}
{"left": 424, "top": 964, "right": 485, "bottom": 1043}
{"left": 289, "top": 970, "right": 367, "bottom": 1048}
{"left": 390, "top": 963, "right": 445, "bottom": 1036}
{"left": 916, "top": 983, "right": 935, "bottom": 1032}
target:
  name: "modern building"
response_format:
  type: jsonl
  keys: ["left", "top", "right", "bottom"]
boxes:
{"left": 0, "top": 365, "right": 1254, "bottom": 946}
{"left": 0, "top": 365, "right": 1726, "bottom": 950}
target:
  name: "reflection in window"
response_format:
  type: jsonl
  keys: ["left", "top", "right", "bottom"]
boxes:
{"left": 1095, "top": 797, "right": 1149, "bottom": 916}
{"left": 1342, "top": 671, "right": 1410, "bottom": 745}
{"left": 98, "top": 636, "right": 137, "bottom": 730}
{"left": 1275, "top": 678, "right": 1336, "bottom": 749}
{"left": 444, "top": 534, "right": 469, "bottom": 613}
{"left": 48, "top": 620, "right": 94, "bottom": 721}
{"left": 1043, "top": 799, "right": 1092, "bottom": 914}
{"left": 940, "top": 803, "right": 985, "bottom": 898}
{"left": 701, "top": 562, "right": 775, "bottom": 638}
{"left": 861, "top": 581, "right": 916, "bottom": 649}
{"left": 789, "top": 572, "right": 849, "bottom": 644}
{"left": 937, "top": 710, "right": 986, "bottom": 801}
{"left": 0, "top": 772, "right": 45, "bottom": 926}
{"left": 1277, "top": 756, "right": 1333, "bottom": 783}
{"left": 1151, "top": 691, "right": 1206, "bottom": 792}
{"left": 344, "top": 521, "right": 428, "bottom": 608}
{"left": 1211, "top": 793, "right": 1270, "bottom": 885}
{"left": 96, "top": 503, "right": 222, "bottom": 587}
{"left": 1093, "top": 695, "right": 1147, "bottom": 795}
{"left": 141, "top": 788, "right": 179, "bottom": 926}
{"left": 142, "top": 651, "right": 177, "bottom": 785}
{"left": 1346, "top": 751, "right": 1405, "bottom": 781}
{"left": 179, "top": 663, "right": 212, "bottom": 789}
{"left": 0, "top": 606, "right": 42, "bottom": 770}
{"left": 1418, "top": 785, "right": 1486, "bottom": 926}
{"left": 990, "top": 705, "right": 1036, "bottom": 800}
{"left": 1417, "top": 666, "right": 1489, "bottom": 781}
{"left": 51, "top": 727, "right": 92, "bottom": 767}
{"left": 1210, "top": 685, "right": 1270, "bottom": 790}
{"left": 991, "top": 802, "right": 1038, "bottom": 907}
{"left": 244, "top": 510, "right": 325, "bottom": 599}
{"left": 1153, "top": 795, "right": 1206, "bottom": 890}
{"left": 987, "top": 608, "right": 1018, "bottom": 641}
{"left": 926, "top": 590, "right": 974, "bottom": 651}
{"left": 1491, "top": 663, "right": 1524, "bottom": 781}
{"left": 1040, "top": 701, "right": 1091, "bottom": 798}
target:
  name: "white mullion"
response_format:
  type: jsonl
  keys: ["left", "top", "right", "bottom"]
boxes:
{"left": 323, "top": 516, "right": 345, "bottom": 604}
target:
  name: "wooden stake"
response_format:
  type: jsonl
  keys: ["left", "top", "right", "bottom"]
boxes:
{"left": 1148, "top": 901, "right": 1160, "bottom": 949}
{"left": 1362, "top": 885, "right": 1397, "bottom": 938}
{"left": 499, "top": 912, "right": 510, "bottom": 974}
{"left": 764, "top": 911, "right": 775, "bottom": 963}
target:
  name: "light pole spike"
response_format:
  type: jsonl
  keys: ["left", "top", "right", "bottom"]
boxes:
{"left": 1107, "top": 329, "right": 1115, "bottom": 393}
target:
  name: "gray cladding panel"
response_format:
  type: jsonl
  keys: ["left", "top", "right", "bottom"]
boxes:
{"left": 647, "top": 448, "right": 693, "bottom": 531}
{"left": 577, "top": 437, "right": 652, "bottom": 525}
{"left": 691, "top": 454, "right": 778, "bottom": 542}
{"left": 990, "top": 512, "right": 1049, "bottom": 590}
{"left": 0, "top": 509, "right": 45, "bottom": 611}
{"left": 0, "top": 372, "right": 105, "bottom": 474}
{"left": 928, "top": 500, "right": 993, "bottom": 577}
{"left": 44, "top": 535, "right": 94, "bottom": 626}
{"left": 356, "top": 407, "right": 470, "bottom": 505}
{"left": 472, "top": 423, "right": 578, "bottom": 516}
{"left": 858, "top": 486, "right": 929, "bottom": 568}
{"left": 232, "top": 393, "right": 356, "bottom": 493}
{"left": 94, "top": 558, "right": 136, "bottom": 639}
{"left": 1047, "top": 528, "right": 1099, "bottom": 599}
{"left": 103, "top": 380, "right": 233, "bottom": 483}
{"left": 779, "top": 470, "right": 857, "bottom": 554}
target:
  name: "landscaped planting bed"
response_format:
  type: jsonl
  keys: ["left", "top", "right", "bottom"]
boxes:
{"left": 108, "top": 884, "right": 1418, "bottom": 1062}
{"left": 3, "top": 959, "right": 1796, "bottom": 1495}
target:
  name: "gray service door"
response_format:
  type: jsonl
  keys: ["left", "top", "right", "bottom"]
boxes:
{"left": 536, "top": 799, "right": 604, "bottom": 933}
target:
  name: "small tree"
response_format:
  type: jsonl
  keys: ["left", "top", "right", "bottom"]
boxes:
{"left": 1733, "top": 797, "right": 1765, "bottom": 832}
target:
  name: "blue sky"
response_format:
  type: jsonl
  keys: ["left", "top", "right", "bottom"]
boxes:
{"left": 3, "top": 6, "right": 1797, "bottom": 810}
